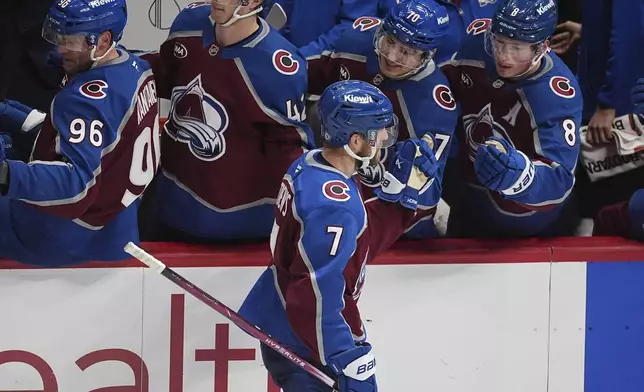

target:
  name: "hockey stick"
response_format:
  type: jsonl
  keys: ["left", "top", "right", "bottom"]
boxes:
{"left": 124, "top": 242, "right": 337, "bottom": 390}
{"left": 265, "top": 2, "right": 287, "bottom": 30}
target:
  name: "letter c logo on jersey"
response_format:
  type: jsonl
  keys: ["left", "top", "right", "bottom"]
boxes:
{"left": 352, "top": 16, "right": 381, "bottom": 32}
{"left": 433, "top": 85, "right": 457, "bottom": 111}
{"left": 272, "top": 50, "right": 300, "bottom": 76}
{"left": 79, "top": 80, "right": 108, "bottom": 100}
{"left": 322, "top": 180, "right": 351, "bottom": 202}
{"left": 549, "top": 76, "right": 576, "bottom": 99}
{"left": 466, "top": 18, "right": 492, "bottom": 35}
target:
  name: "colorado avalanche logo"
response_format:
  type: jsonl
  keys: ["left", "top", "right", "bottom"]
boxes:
{"left": 352, "top": 16, "right": 381, "bottom": 32}
{"left": 466, "top": 18, "right": 492, "bottom": 36}
{"left": 272, "top": 50, "right": 299, "bottom": 75}
{"left": 79, "top": 80, "right": 108, "bottom": 100}
{"left": 549, "top": 76, "right": 576, "bottom": 99}
{"left": 463, "top": 103, "right": 514, "bottom": 162}
{"left": 357, "top": 148, "right": 389, "bottom": 187}
{"left": 322, "top": 180, "right": 351, "bottom": 202}
{"left": 165, "top": 74, "right": 229, "bottom": 161}
{"left": 433, "top": 84, "right": 457, "bottom": 111}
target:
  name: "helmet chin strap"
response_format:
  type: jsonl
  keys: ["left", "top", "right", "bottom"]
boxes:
{"left": 220, "top": 1, "right": 263, "bottom": 27}
{"left": 344, "top": 144, "right": 376, "bottom": 172}
{"left": 90, "top": 41, "right": 117, "bottom": 67}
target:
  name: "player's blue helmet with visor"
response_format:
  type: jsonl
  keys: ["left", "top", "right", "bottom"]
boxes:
{"left": 485, "top": 0, "right": 557, "bottom": 66}
{"left": 42, "top": 0, "right": 127, "bottom": 57}
{"left": 375, "top": 0, "right": 450, "bottom": 74}
{"left": 318, "top": 80, "right": 399, "bottom": 169}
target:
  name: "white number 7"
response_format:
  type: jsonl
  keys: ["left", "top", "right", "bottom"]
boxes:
{"left": 433, "top": 133, "right": 451, "bottom": 160}
{"left": 327, "top": 225, "right": 344, "bottom": 256}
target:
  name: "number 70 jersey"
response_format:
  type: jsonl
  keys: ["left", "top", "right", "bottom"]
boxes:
{"left": 5, "top": 49, "right": 160, "bottom": 260}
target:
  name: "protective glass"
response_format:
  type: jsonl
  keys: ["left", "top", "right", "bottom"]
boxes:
{"left": 484, "top": 30, "right": 541, "bottom": 63}
{"left": 373, "top": 28, "right": 430, "bottom": 70}
{"left": 42, "top": 18, "right": 89, "bottom": 52}
{"left": 365, "top": 114, "right": 399, "bottom": 150}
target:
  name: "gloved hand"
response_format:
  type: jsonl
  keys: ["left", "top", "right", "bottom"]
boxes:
{"left": 376, "top": 134, "right": 439, "bottom": 210}
{"left": 632, "top": 78, "right": 644, "bottom": 116}
{"left": 0, "top": 100, "right": 46, "bottom": 134}
{"left": 474, "top": 136, "right": 535, "bottom": 197}
{"left": 328, "top": 344, "right": 377, "bottom": 392}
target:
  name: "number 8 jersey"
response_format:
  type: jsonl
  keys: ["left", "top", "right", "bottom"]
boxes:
{"left": 441, "top": 29, "right": 583, "bottom": 237}
{"left": 0, "top": 48, "right": 160, "bottom": 266}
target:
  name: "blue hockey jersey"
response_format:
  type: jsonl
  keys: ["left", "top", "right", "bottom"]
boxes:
{"left": 239, "top": 150, "right": 417, "bottom": 365}
{"left": 376, "top": 0, "right": 500, "bottom": 65}
{"left": 306, "top": 17, "right": 459, "bottom": 238}
{"left": 0, "top": 49, "right": 160, "bottom": 266}
{"left": 146, "top": 3, "right": 314, "bottom": 240}
{"left": 577, "top": 0, "right": 644, "bottom": 120}
{"left": 442, "top": 33, "right": 583, "bottom": 237}
{"left": 261, "top": 0, "right": 378, "bottom": 55}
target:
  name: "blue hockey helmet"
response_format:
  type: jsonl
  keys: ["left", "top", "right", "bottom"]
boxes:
{"left": 42, "top": 0, "right": 128, "bottom": 52}
{"left": 484, "top": 0, "right": 557, "bottom": 73}
{"left": 318, "top": 80, "right": 398, "bottom": 168}
{"left": 381, "top": 0, "right": 450, "bottom": 51}
{"left": 375, "top": 0, "right": 450, "bottom": 76}
{"left": 491, "top": 0, "right": 558, "bottom": 44}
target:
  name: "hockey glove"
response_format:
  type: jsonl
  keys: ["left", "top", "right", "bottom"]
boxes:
{"left": 632, "top": 78, "right": 644, "bottom": 117}
{"left": 474, "top": 136, "right": 535, "bottom": 197}
{"left": 376, "top": 135, "right": 438, "bottom": 210}
{"left": 0, "top": 100, "right": 46, "bottom": 134}
{"left": 328, "top": 344, "right": 377, "bottom": 392}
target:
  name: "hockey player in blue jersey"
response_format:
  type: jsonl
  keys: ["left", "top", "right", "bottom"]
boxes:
{"left": 377, "top": 0, "right": 501, "bottom": 65}
{"left": 593, "top": 78, "right": 644, "bottom": 241}
{"left": 0, "top": 0, "right": 160, "bottom": 266}
{"left": 239, "top": 80, "right": 439, "bottom": 391}
{"left": 307, "top": 0, "right": 459, "bottom": 239}
{"left": 442, "top": 0, "right": 583, "bottom": 238}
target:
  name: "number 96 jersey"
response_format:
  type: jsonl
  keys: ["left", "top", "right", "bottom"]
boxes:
{"left": 0, "top": 49, "right": 160, "bottom": 266}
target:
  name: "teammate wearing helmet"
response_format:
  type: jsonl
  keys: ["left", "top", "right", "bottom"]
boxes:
{"left": 307, "top": 0, "right": 459, "bottom": 239}
{"left": 140, "top": 0, "right": 314, "bottom": 242}
{"left": 377, "top": 0, "right": 502, "bottom": 66}
{"left": 0, "top": 0, "right": 160, "bottom": 266}
{"left": 441, "top": 0, "right": 583, "bottom": 238}
{"left": 239, "top": 80, "right": 438, "bottom": 392}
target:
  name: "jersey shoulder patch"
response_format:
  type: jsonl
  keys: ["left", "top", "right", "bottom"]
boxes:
{"left": 352, "top": 16, "right": 382, "bottom": 32}
{"left": 79, "top": 80, "right": 109, "bottom": 100}
{"left": 466, "top": 18, "right": 492, "bottom": 35}
{"left": 272, "top": 49, "right": 301, "bottom": 75}
{"left": 549, "top": 76, "right": 576, "bottom": 99}
{"left": 432, "top": 84, "right": 457, "bottom": 111}
{"left": 322, "top": 180, "right": 352, "bottom": 202}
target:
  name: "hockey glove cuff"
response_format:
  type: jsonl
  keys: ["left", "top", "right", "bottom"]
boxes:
{"left": 0, "top": 100, "right": 46, "bottom": 134}
{"left": 328, "top": 344, "right": 377, "bottom": 392}
{"left": 474, "top": 137, "right": 535, "bottom": 197}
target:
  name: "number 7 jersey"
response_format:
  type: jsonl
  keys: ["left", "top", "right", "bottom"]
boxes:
{"left": 3, "top": 48, "right": 160, "bottom": 264}
{"left": 239, "top": 150, "right": 417, "bottom": 365}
